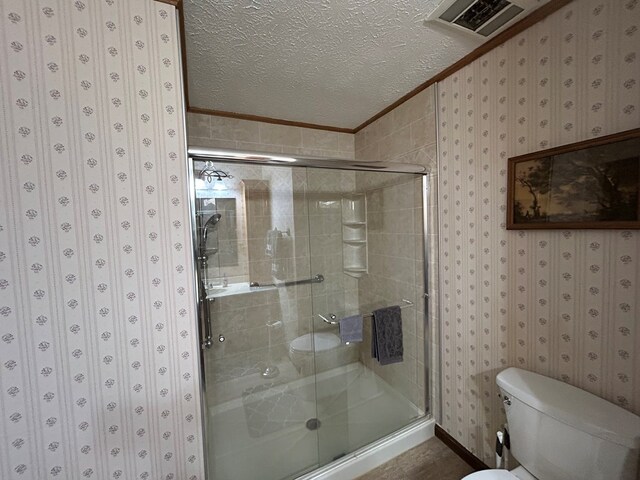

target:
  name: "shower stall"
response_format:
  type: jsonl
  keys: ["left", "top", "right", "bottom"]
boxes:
{"left": 188, "top": 148, "right": 433, "bottom": 480}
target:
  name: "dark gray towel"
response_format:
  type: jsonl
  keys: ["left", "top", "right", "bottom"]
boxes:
{"left": 371, "top": 305, "right": 403, "bottom": 365}
{"left": 339, "top": 314, "right": 363, "bottom": 343}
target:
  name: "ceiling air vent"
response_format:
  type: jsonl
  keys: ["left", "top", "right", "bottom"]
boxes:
{"left": 427, "top": 0, "right": 540, "bottom": 38}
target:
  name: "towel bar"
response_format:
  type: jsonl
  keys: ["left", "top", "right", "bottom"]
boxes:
{"left": 319, "top": 299, "right": 414, "bottom": 325}
{"left": 250, "top": 273, "right": 324, "bottom": 289}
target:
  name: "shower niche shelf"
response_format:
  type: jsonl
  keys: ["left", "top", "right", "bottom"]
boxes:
{"left": 341, "top": 194, "right": 368, "bottom": 278}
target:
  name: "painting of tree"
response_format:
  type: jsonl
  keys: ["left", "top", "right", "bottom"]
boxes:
{"left": 508, "top": 130, "right": 640, "bottom": 229}
{"left": 513, "top": 158, "right": 552, "bottom": 222}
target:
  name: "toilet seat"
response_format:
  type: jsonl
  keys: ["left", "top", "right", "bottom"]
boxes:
{"left": 462, "top": 470, "right": 519, "bottom": 480}
{"left": 290, "top": 333, "right": 340, "bottom": 353}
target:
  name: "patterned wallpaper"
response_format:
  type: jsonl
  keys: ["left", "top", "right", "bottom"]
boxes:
{"left": 0, "top": 1, "right": 203, "bottom": 479}
{"left": 437, "top": 0, "right": 640, "bottom": 466}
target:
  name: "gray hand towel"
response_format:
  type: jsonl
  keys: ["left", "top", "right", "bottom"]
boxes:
{"left": 339, "top": 314, "right": 363, "bottom": 344}
{"left": 371, "top": 305, "right": 403, "bottom": 365}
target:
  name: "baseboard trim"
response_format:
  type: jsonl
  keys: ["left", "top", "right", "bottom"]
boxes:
{"left": 435, "top": 424, "right": 490, "bottom": 472}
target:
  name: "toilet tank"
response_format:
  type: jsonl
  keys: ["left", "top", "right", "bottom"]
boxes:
{"left": 497, "top": 368, "right": 640, "bottom": 480}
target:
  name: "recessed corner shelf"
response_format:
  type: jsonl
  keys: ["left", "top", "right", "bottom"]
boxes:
{"left": 341, "top": 194, "right": 368, "bottom": 278}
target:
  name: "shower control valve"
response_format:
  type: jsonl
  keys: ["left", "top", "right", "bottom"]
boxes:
{"left": 218, "top": 334, "right": 225, "bottom": 343}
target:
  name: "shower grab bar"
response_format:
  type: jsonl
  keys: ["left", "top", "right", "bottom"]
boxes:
{"left": 318, "top": 298, "right": 414, "bottom": 325}
{"left": 249, "top": 273, "right": 324, "bottom": 289}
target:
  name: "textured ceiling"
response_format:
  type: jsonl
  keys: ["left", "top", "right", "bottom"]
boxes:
{"left": 183, "top": 0, "right": 543, "bottom": 129}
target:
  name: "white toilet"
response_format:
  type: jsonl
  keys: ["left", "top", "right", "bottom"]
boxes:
{"left": 288, "top": 332, "right": 358, "bottom": 375}
{"left": 463, "top": 367, "right": 640, "bottom": 480}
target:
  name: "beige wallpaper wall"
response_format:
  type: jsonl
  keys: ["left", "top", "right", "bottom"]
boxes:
{"left": 438, "top": 0, "right": 640, "bottom": 465}
{"left": 0, "top": 1, "right": 203, "bottom": 479}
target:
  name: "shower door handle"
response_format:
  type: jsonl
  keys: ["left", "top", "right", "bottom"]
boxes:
{"left": 201, "top": 308, "right": 216, "bottom": 349}
{"left": 199, "top": 280, "right": 214, "bottom": 349}
{"left": 200, "top": 296, "right": 214, "bottom": 349}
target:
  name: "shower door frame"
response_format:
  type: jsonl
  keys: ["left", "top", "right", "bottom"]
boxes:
{"left": 186, "top": 147, "right": 433, "bottom": 479}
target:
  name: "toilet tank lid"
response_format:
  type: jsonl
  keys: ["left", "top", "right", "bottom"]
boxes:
{"left": 497, "top": 368, "right": 640, "bottom": 449}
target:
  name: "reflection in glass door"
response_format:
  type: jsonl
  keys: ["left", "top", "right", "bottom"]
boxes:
{"left": 190, "top": 158, "right": 428, "bottom": 480}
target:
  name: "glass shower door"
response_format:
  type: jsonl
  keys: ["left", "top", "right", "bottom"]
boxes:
{"left": 192, "top": 160, "right": 322, "bottom": 480}
{"left": 191, "top": 158, "right": 428, "bottom": 480}
{"left": 306, "top": 168, "right": 427, "bottom": 466}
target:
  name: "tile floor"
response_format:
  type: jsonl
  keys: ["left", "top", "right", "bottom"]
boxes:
{"left": 356, "top": 437, "right": 475, "bottom": 480}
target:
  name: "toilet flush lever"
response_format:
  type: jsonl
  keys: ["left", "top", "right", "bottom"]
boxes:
{"left": 503, "top": 395, "right": 512, "bottom": 406}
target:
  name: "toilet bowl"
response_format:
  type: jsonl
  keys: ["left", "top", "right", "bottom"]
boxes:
{"left": 462, "top": 471, "right": 517, "bottom": 480}
{"left": 288, "top": 332, "right": 358, "bottom": 375}
{"left": 463, "top": 466, "right": 536, "bottom": 480}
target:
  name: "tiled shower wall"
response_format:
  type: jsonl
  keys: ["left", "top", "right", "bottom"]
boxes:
{"left": 190, "top": 103, "right": 439, "bottom": 417}
{"left": 188, "top": 115, "right": 359, "bottom": 402}
{"left": 438, "top": 0, "right": 640, "bottom": 465}
{"left": 187, "top": 112, "right": 355, "bottom": 159}
{"left": 354, "top": 87, "right": 439, "bottom": 417}
{"left": 0, "top": 1, "right": 203, "bottom": 480}
{"left": 355, "top": 173, "right": 427, "bottom": 412}
{"left": 187, "top": 110, "right": 358, "bottom": 339}
{"left": 306, "top": 169, "right": 360, "bottom": 332}
{"left": 202, "top": 164, "right": 359, "bottom": 407}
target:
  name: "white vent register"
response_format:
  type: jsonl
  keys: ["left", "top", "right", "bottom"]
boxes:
{"left": 427, "top": 0, "right": 542, "bottom": 38}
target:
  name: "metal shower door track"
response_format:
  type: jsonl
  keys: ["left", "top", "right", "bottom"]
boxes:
{"left": 188, "top": 146, "right": 427, "bottom": 174}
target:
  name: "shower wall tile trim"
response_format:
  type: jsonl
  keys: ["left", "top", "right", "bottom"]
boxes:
{"left": 0, "top": 1, "right": 203, "bottom": 479}
{"left": 437, "top": 0, "right": 640, "bottom": 466}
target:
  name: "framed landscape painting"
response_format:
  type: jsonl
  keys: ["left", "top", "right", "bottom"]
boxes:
{"left": 507, "top": 128, "right": 640, "bottom": 230}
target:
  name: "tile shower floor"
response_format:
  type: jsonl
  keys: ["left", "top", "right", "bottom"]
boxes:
{"left": 207, "top": 362, "right": 424, "bottom": 480}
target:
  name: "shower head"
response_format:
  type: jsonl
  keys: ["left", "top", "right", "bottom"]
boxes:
{"left": 201, "top": 213, "right": 222, "bottom": 249}
{"left": 206, "top": 212, "right": 222, "bottom": 227}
